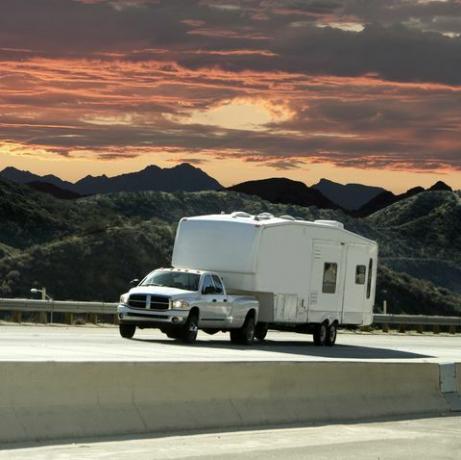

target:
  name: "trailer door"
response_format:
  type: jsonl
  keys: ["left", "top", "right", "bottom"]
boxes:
{"left": 309, "top": 241, "right": 345, "bottom": 322}
{"left": 341, "top": 244, "right": 369, "bottom": 324}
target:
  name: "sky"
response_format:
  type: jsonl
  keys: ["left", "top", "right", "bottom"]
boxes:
{"left": 1, "top": 0, "right": 461, "bottom": 192}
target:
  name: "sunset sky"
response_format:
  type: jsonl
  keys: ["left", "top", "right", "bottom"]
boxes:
{"left": 1, "top": 0, "right": 461, "bottom": 192}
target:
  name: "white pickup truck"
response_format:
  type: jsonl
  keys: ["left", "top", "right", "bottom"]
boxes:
{"left": 117, "top": 268, "right": 260, "bottom": 344}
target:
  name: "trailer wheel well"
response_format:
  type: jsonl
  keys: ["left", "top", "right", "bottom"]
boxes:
{"left": 189, "top": 307, "right": 200, "bottom": 319}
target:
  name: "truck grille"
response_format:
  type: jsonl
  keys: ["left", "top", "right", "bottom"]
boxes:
{"left": 128, "top": 294, "right": 170, "bottom": 310}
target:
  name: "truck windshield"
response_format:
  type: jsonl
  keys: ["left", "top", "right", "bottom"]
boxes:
{"left": 141, "top": 271, "right": 200, "bottom": 291}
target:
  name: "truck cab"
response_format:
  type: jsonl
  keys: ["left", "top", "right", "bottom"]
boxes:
{"left": 118, "top": 268, "right": 259, "bottom": 344}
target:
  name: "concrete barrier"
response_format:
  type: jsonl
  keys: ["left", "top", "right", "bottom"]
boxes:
{"left": 0, "top": 361, "right": 454, "bottom": 445}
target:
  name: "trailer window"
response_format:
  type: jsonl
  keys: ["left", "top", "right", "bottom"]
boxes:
{"left": 322, "top": 263, "right": 337, "bottom": 294}
{"left": 355, "top": 265, "right": 366, "bottom": 285}
{"left": 366, "top": 258, "right": 373, "bottom": 298}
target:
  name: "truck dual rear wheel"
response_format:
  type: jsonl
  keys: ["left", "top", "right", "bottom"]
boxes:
{"left": 230, "top": 315, "right": 255, "bottom": 345}
{"left": 255, "top": 323, "right": 268, "bottom": 341}
{"left": 119, "top": 324, "right": 136, "bottom": 339}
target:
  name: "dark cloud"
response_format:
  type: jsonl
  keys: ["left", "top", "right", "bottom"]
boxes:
{"left": 1, "top": 1, "right": 461, "bottom": 84}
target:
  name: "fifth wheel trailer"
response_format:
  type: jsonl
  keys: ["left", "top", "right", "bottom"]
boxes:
{"left": 172, "top": 212, "right": 378, "bottom": 345}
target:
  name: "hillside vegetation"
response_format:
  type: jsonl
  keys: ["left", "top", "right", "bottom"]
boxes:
{"left": 0, "top": 179, "right": 460, "bottom": 315}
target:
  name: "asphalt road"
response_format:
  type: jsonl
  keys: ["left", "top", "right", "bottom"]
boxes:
{"left": 2, "top": 416, "right": 460, "bottom": 459}
{"left": 1, "top": 324, "right": 460, "bottom": 363}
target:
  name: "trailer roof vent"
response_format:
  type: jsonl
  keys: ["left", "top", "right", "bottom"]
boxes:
{"left": 231, "top": 211, "right": 252, "bottom": 218}
{"left": 255, "top": 212, "right": 274, "bottom": 221}
{"left": 314, "top": 219, "right": 344, "bottom": 229}
{"left": 279, "top": 215, "right": 296, "bottom": 221}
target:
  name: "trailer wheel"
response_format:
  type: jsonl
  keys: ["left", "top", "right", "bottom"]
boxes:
{"left": 181, "top": 311, "right": 199, "bottom": 344}
{"left": 255, "top": 323, "right": 268, "bottom": 341}
{"left": 326, "top": 323, "right": 337, "bottom": 346}
{"left": 313, "top": 323, "right": 327, "bottom": 346}
{"left": 119, "top": 324, "right": 136, "bottom": 339}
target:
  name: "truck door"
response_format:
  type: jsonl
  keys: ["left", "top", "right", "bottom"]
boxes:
{"left": 211, "top": 274, "right": 232, "bottom": 326}
{"left": 199, "top": 274, "right": 229, "bottom": 328}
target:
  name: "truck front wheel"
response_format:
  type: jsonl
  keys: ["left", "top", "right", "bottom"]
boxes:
{"left": 119, "top": 324, "right": 136, "bottom": 339}
{"left": 181, "top": 311, "right": 199, "bottom": 344}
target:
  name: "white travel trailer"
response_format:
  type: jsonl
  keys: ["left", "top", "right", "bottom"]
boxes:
{"left": 172, "top": 212, "right": 378, "bottom": 345}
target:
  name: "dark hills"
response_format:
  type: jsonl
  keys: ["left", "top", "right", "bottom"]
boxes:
{"left": 27, "top": 181, "right": 82, "bottom": 200}
{"left": 0, "top": 177, "right": 460, "bottom": 316}
{"left": 228, "top": 178, "right": 338, "bottom": 210}
{"left": 0, "top": 165, "right": 454, "bottom": 219}
{"left": 354, "top": 186, "right": 425, "bottom": 217}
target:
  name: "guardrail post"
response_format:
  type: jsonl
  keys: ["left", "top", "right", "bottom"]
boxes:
{"left": 416, "top": 324, "right": 423, "bottom": 334}
{"left": 449, "top": 325, "right": 456, "bottom": 335}
{"left": 433, "top": 324, "right": 440, "bottom": 334}
{"left": 399, "top": 324, "right": 406, "bottom": 333}
{"left": 65, "top": 313, "right": 74, "bottom": 325}
{"left": 382, "top": 323, "right": 389, "bottom": 333}
{"left": 88, "top": 313, "right": 98, "bottom": 324}
{"left": 13, "top": 311, "right": 22, "bottom": 323}
{"left": 39, "top": 311, "right": 48, "bottom": 324}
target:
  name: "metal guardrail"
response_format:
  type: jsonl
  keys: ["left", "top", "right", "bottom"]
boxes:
{"left": 0, "top": 298, "right": 460, "bottom": 330}
{"left": 0, "top": 298, "right": 117, "bottom": 314}
{"left": 373, "top": 313, "right": 461, "bottom": 327}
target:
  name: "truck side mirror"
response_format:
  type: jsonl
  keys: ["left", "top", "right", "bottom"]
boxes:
{"left": 130, "top": 278, "right": 140, "bottom": 287}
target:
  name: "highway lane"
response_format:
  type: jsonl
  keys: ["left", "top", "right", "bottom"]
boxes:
{"left": 2, "top": 416, "right": 461, "bottom": 459}
{"left": 0, "top": 324, "right": 460, "bottom": 362}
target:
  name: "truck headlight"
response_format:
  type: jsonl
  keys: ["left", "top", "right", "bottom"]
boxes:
{"left": 172, "top": 299, "right": 189, "bottom": 309}
{"left": 120, "top": 293, "right": 129, "bottom": 305}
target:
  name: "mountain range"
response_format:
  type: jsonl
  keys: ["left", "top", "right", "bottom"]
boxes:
{"left": 312, "top": 178, "right": 385, "bottom": 210}
{"left": 0, "top": 163, "right": 221, "bottom": 195}
{"left": 0, "top": 164, "right": 454, "bottom": 217}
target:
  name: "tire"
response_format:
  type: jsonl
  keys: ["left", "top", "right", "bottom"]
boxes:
{"left": 313, "top": 323, "right": 327, "bottom": 346}
{"left": 326, "top": 323, "right": 337, "bottom": 347}
{"left": 230, "top": 314, "right": 255, "bottom": 345}
{"left": 119, "top": 324, "right": 136, "bottom": 339}
{"left": 255, "top": 323, "right": 268, "bottom": 341}
{"left": 181, "top": 311, "right": 199, "bottom": 344}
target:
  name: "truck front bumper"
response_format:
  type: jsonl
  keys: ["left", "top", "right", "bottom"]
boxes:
{"left": 117, "top": 304, "right": 189, "bottom": 327}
